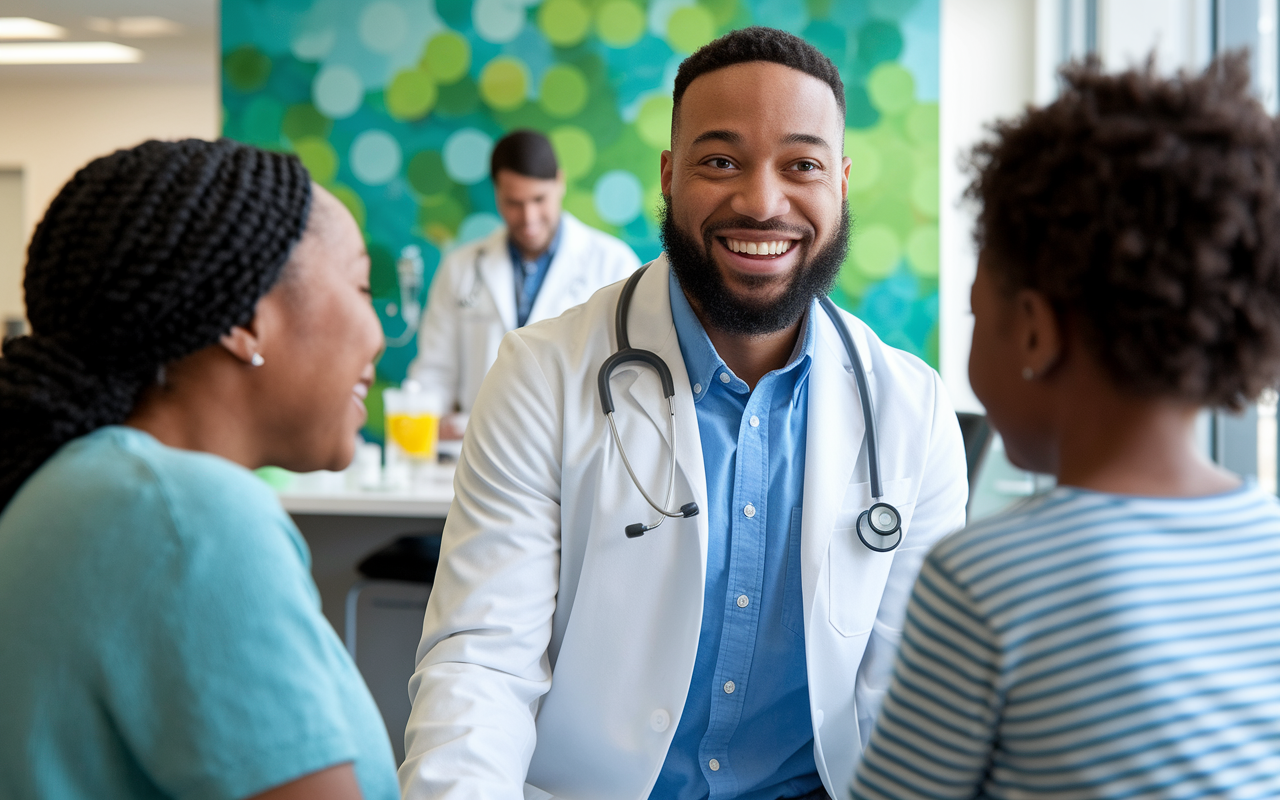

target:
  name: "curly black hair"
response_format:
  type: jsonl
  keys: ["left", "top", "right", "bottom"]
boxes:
{"left": 673, "top": 26, "right": 845, "bottom": 131}
{"left": 968, "top": 53, "right": 1280, "bottom": 410}
{"left": 0, "top": 138, "right": 312, "bottom": 508}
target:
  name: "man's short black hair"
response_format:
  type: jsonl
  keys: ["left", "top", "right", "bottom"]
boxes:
{"left": 490, "top": 129, "right": 559, "bottom": 182}
{"left": 672, "top": 26, "right": 845, "bottom": 134}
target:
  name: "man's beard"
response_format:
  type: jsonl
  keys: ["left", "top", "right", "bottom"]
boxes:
{"left": 659, "top": 194, "right": 850, "bottom": 336}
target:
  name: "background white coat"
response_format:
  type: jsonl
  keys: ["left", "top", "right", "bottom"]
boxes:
{"left": 401, "top": 256, "right": 969, "bottom": 800}
{"left": 408, "top": 211, "right": 639, "bottom": 416}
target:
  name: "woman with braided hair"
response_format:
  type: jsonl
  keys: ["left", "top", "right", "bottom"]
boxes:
{"left": 0, "top": 139, "right": 397, "bottom": 799}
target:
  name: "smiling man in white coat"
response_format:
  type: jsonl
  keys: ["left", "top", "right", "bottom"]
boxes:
{"left": 401, "top": 27, "right": 969, "bottom": 800}
{"left": 408, "top": 129, "right": 639, "bottom": 439}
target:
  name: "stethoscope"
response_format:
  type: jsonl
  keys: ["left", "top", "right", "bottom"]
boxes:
{"left": 458, "top": 248, "right": 487, "bottom": 309}
{"left": 598, "top": 266, "right": 904, "bottom": 552}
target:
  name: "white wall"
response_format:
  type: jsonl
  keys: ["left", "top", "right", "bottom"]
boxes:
{"left": 0, "top": 80, "right": 219, "bottom": 323}
{"left": 0, "top": 170, "right": 22, "bottom": 326}
{"left": 938, "top": 0, "right": 1038, "bottom": 413}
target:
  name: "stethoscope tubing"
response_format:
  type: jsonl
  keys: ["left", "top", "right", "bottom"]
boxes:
{"left": 600, "top": 265, "right": 901, "bottom": 549}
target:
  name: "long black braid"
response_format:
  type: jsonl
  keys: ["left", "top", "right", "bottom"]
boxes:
{"left": 0, "top": 138, "right": 312, "bottom": 509}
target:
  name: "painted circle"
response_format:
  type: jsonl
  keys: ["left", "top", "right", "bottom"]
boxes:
{"left": 458, "top": 212, "right": 504, "bottom": 243}
{"left": 386, "top": 69, "right": 438, "bottom": 120}
{"left": 473, "top": 0, "right": 526, "bottom": 43}
{"left": 906, "top": 225, "right": 939, "bottom": 277}
{"left": 549, "top": 125, "right": 596, "bottom": 180}
{"left": 407, "top": 150, "right": 449, "bottom": 195}
{"left": 291, "top": 26, "right": 336, "bottom": 61}
{"left": 540, "top": 64, "right": 588, "bottom": 118}
{"left": 313, "top": 64, "right": 364, "bottom": 119}
{"left": 853, "top": 223, "right": 901, "bottom": 279}
{"left": 594, "top": 170, "right": 644, "bottom": 225}
{"left": 637, "top": 94, "right": 673, "bottom": 149}
{"left": 359, "top": 1, "right": 408, "bottom": 54}
{"left": 443, "top": 128, "right": 494, "bottom": 185}
{"left": 424, "top": 31, "right": 471, "bottom": 83}
{"left": 666, "top": 5, "right": 716, "bottom": 53}
{"left": 911, "top": 165, "right": 939, "bottom": 217}
{"left": 597, "top": 0, "right": 646, "bottom": 47}
{"left": 351, "top": 130, "right": 403, "bottom": 185}
{"left": 293, "top": 137, "right": 338, "bottom": 184}
{"left": 538, "top": 0, "right": 592, "bottom": 47}
{"left": 224, "top": 45, "right": 272, "bottom": 92}
{"left": 479, "top": 56, "right": 529, "bottom": 110}
{"left": 845, "top": 131, "right": 882, "bottom": 193}
{"left": 242, "top": 95, "right": 284, "bottom": 143}
{"left": 867, "top": 63, "right": 915, "bottom": 115}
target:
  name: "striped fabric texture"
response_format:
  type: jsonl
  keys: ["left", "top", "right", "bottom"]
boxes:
{"left": 849, "top": 485, "right": 1280, "bottom": 800}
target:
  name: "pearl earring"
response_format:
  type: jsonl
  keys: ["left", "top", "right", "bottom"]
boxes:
{"left": 251, "top": 353, "right": 265, "bottom": 367}
{"left": 1021, "top": 366, "right": 1035, "bottom": 381}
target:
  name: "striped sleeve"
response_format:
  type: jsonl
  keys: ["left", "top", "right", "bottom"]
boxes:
{"left": 850, "top": 549, "right": 1001, "bottom": 800}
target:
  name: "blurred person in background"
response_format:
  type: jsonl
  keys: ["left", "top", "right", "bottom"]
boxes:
{"left": 850, "top": 53, "right": 1280, "bottom": 800}
{"left": 408, "top": 129, "right": 639, "bottom": 439}
{"left": 0, "top": 139, "right": 398, "bottom": 800}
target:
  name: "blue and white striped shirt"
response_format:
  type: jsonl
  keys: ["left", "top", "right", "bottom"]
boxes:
{"left": 850, "top": 484, "right": 1280, "bottom": 800}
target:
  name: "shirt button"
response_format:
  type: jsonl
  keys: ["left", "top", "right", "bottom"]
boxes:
{"left": 724, "top": 680, "right": 736, "bottom": 694}
{"left": 749, "top": 415, "right": 759, "bottom": 427}
{"left": 693, "top": 383, "right": 701, "bottom": 394}
{"left": 719, "top": 372, "right": 731, "bottom": 383}
{"left": 650, "top": 709, "right": 670, "bottom": 732}
{"left": 709, "top": 759, "right": 720, "bottom": 771}
{"left": 744, "top": 503, "right": 756, "bottom": 518}
{"left": 736, "top": 595, "right": 749, "bottom": 608}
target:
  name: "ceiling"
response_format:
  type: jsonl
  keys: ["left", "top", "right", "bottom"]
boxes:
{"left": 0, "top": 0, "right": 216, "bottom": 83}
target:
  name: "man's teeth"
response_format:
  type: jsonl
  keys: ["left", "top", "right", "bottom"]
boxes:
{"left": 353, "top": 383, "right": 369, "bottom": 400}
{"left": 725, "top": 238, "right": 792, "bottom": 256}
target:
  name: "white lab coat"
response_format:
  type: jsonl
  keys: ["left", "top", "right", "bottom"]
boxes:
{"left": 408, "top": 211, "right": 640, "bottom": 416}
{"left": 401, "top": 255, "right": 969, "bottom": 800}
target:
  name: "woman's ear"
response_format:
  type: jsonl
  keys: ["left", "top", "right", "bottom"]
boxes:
{"left": 219, "top": 324, "right": 263, "bottom": 367}
{"left": 1014, "top": 289, "right": 1063, "bottom": 379}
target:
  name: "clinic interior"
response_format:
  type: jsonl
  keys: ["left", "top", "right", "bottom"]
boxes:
{"left": 3, "top": 0, "right": 1280, "bottom": 797}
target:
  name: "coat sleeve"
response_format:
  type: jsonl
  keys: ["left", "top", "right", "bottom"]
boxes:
{"left": 400, "top": 330, "right": 564, "bottom": 800}
{"left": 853, "top": 370, "right": 969, "bottom": 746}
{"left": 407, "top": 252, "right": 463, "bottom": 412}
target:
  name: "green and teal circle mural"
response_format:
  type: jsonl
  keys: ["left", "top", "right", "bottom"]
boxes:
{"left": 222, "top": 0, "right": 940, "bottom": 438}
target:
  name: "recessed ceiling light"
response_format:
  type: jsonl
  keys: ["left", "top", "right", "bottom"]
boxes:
{"left": 86, "top": 16, "right": 184, "bottom": 38}
{"left": 0, "top": 42, "right": 142, "bottom": 64}
{"left": 0, "top": 17, "right": 68, "bottom": 40}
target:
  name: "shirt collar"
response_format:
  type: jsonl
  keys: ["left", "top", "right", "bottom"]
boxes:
{"left": 668, "top": 269, "right": 816, "bottom": 403}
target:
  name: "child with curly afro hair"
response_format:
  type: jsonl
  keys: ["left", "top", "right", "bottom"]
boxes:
{"left": 851, "top": 53, "right": 1280, "bottom": 800}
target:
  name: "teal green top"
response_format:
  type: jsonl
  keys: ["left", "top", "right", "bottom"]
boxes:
{"left": 0, "top": 426, "right": 398, "bottom": 800}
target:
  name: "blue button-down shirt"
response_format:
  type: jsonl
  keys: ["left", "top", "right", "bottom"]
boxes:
{"left": 650, "top": 271, "right": 823, "bottom": 800}
{"left": 507, "top": 220, "right": 563, "bottom": 328}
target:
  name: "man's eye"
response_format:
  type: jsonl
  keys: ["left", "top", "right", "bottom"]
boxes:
{"left": 709, "top": 158, "right": 734, "bottom": 169}
{"left": 794, "top": 161, "right": 817, "bottom": 172}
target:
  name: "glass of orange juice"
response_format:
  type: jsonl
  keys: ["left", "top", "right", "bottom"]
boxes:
{"left": 383, "top": 382, "right": 441, "bottom": 461}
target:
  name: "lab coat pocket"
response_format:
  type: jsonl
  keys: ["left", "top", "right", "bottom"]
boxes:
{"left": 827, "top": 477, "right": 916, "bottom": 637}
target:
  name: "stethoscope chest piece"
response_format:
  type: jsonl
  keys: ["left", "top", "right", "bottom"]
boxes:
{"left": 856, "top": 501, "right": 903, "bottom": 552}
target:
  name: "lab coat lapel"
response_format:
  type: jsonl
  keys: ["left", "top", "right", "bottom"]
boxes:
{"left": 527, "top": 213, "right": 585, "bottom": 324}
{"left": 478, "top": 228, "right": 518, "bottom": 331}
{"left": 800, "top": 306, "right": 871, "bottom": 615}
{"left": 614, "top": 256, "right": 709, "bottom": 547}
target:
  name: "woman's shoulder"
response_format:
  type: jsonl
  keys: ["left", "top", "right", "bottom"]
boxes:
{"left": 6, "top": 425, "right": 297, "bottom": 562}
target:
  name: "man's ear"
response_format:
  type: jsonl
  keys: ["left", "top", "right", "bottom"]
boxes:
{"left": 1015, "top": 289, "right": 1063, "bottom": 378}
{"left": 660, "top": 150, "right": 673, "bottom": 196}
{"left": 841, "top": 155, "right": 852, "bottom": 201}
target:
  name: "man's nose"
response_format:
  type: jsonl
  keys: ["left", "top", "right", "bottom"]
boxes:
{"left": 729, "top": 168, "right": 791, "bottom": 221}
